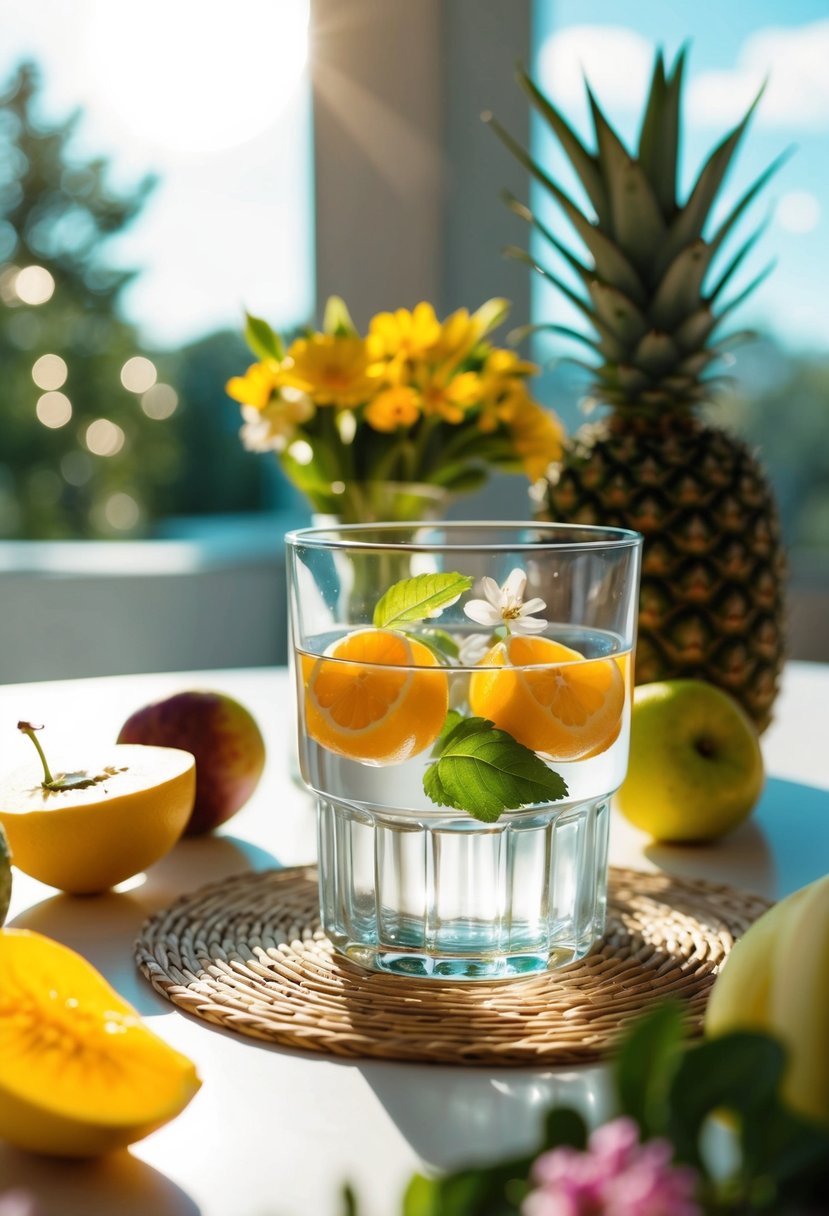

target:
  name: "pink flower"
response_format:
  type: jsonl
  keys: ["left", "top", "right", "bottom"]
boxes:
{"left": 523, "top": 1118, "right": 701, "bottom": 1216}
{"left": 0, "top": 1192, "right": 39, "bottom": 1216}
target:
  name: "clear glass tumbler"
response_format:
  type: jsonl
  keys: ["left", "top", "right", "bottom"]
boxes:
{"left": 286, "top": 523, "right": 642, "bottom": 981}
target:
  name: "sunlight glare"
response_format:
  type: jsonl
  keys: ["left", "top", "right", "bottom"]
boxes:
{"left": 86, "top": 0, "right": 310, "bottom": 156}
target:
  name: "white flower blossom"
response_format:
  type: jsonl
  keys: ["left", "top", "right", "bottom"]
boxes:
{"left": 458, "top": 632, "right": 492, "bottom": 666}
{"left": 239, "top": 389, "right": 314, "bottom": 453}
{"left": 463, "top": 568, "right": 548, "bottom": 635}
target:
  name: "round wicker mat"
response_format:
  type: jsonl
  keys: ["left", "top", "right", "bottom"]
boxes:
{"left": 135, "top": 866, "right": 769, "bottom": 1066}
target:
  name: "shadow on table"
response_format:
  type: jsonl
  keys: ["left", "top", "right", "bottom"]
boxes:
{"left": 644, "top": 820, "right": 776, "bottom": 899}
{"left": 356, "top": 1060, "right": 611, "bottom": 1171}
{"left": 9, "top": 834, "right": 281, "bottom": 1017}
{"left": 0, "top": 1144, "right": 200, "bottom": 1216}
{"left": 644, "top": 776, "right": 829, "bottom": 901}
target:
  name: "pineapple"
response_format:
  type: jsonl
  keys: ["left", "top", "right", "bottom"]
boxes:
{"left": 488, "top": 50, "right": 786, "bottom": 731}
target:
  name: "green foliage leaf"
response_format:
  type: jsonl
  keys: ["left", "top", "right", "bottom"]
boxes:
{"left": 423, "top": 716, "right": 568, "bottom": 822}
{"left": 244, "top": 312, "right": 284, "bottom": 362}
{"left": 403, "top": 1157, "right": 532, "bottom": 1216}
{"left": 402, "top": 1175, "right": 439, "bottom": 1216}
{"left": 429, "top": 465, "right": 489, "bottom": 494}
{"left": 613, "top": 1001, "right": 686, "bottom": 1138}
{"left": 667, "top": 1032, "right": 786, "bottom": 1169}
{"left": 340, "top": 1183, "right": 359, "bottom": 1216}
{"left": 542, "top": 1107, "right": 588, "bottom": 1151}
{"left": 373, "top": 573, "right": 473, "bottom": 628}
{"left": 323, "top": 295, "right": 358, "bottom": 336}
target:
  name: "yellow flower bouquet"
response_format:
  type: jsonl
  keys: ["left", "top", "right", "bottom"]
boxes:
{"left": 226, "top": 296, "right": 563, "bottom": 522}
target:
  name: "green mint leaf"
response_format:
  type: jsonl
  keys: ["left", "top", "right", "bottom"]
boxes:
{"left": 423, "top": 716, "right": 568, "bottom": 823}
{"left": 421, "top": 627, "right": 460, "bottom": 660}
{"left": 244, "top": 311, "right": 284, "bottom": 362}
{"left": 373, "top": 573, "right": 473, "bottom": 628}
{"left": 431, "top": 710, "right": 466, "bottom": 757}
{"left": 402, "top": 628, "right": 460, "bottom": 666}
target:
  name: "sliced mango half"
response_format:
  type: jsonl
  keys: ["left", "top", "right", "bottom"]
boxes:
{"left": 0, "top": 929, "right": 200, "bottom": 1156}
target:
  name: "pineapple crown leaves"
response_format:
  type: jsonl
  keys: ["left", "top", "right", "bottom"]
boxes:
{"left": 485, "top": 48, "right": 794, "bottom": 414}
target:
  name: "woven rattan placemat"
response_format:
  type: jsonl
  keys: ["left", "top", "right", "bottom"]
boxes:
{"left": 135, "top": 866, "right": 768, "bottom": 1066}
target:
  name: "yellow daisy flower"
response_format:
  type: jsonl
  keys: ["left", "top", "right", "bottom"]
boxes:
{"left": 477, "top": 349, "right": 540, "bottom": 433}
{"left": 368, "top": 302, "right": 442, "bottom": 363}
{"left": 432, "top": 298, "right": 511, "bottom": 368}
{"left": 506, "top": 391, "right": 565, "bottom": 482}
{"left": 484, "top": 348, "right": 539, "bottom": 379}
{"left": 364, "top": 386, "right": 421, "bottom": 432}
{"left": 281, "top": 335, "right": 380, "bottom": 407}
{"left": 419, "top": 369, "right": 483, "bottom": 424}
{"left": 226, "top": 361, "right": 279, "bottom": 410}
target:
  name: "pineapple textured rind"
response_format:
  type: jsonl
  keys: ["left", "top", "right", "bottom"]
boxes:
{"left": 498, "top": 50, "right": 787, "bottom": 729}
{"left": 541, "top": 417, "right": 784, "bottom": 730}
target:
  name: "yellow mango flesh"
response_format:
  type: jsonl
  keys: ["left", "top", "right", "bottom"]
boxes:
{"left": 0, "top": 929, "right": 200, "bottom": 1156}
{"left": 0, "top": 744, "right": 195, "bottom": 894}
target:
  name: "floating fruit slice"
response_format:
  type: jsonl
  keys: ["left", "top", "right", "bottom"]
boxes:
{"left": 0, "top": 744, "right": 195, "bottom": 894}
{"left": 0, "top": 929, "right": 200, "bottom": 1156}
{"left": 469, "top": 635, "right": 625, "bottom": 761}
{"left": 304, "top": 628, "right": 449, "bottom": 764}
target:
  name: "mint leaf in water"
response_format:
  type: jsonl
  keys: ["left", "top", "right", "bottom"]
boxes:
{"left": 423, "top": 715, "right": 568, "bottom": 823}
{"left": 373, "top": 573, "right": 472, "bottom": 629}
{"left": 421, "top": 627, "right": 460, "bottom": 661}
{"left": 431, "top": 709, "right": 465, "bottom": 756}
{"left": 401, "top": 627, "right": 460, "bottom": 665}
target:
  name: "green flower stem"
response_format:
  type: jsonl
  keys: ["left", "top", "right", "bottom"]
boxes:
{"left": 408, "top": 414, "right": 443, "bottom": 480}
{"left": 369, "top": 437, "right": 410, "bottom": 488}
{"left": 17, "top": 721, "right": 55, "bottom": 787}
{"left": 437, "top": 420, "right": 495, "bottom": 465}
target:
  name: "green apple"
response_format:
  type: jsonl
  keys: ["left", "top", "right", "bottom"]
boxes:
{"left": 615, "top": 679, "right": 764, "bottom": 842}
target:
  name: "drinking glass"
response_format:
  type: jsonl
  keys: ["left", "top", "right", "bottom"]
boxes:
{"left": 286, "top": 522, "right": 642, "bottom": 981}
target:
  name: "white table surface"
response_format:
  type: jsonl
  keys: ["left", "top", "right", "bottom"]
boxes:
{"left": 2, "top": 663, "right": 828, "bottom": 1216}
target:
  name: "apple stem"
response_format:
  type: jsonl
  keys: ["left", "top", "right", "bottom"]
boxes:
{"left": 17, "top": 721, "right": 56, "bottom": 787}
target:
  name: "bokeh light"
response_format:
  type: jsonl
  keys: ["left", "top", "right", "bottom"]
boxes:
{"left": 140, "top": 382, "right": 178, "bottom": 419}
{"left": 60, "top": 450, "right": 92, "bottom": 486}
{"left": 32, "top": 353, "right": 68, "bottom": 390}
{"left": 104, "top": 491, "right": 140, "bottom": 530}
{"left": 14, "top": 265, "right": 55, "bottom": 305}
{"left": 0, "top": 266, "right": 19, "bottom": 305}
{"left": 120, "top": 356, "right": 157, "bottom": 393}
{"left": 85, "top": 418, "right": 125, "bottom": 457}
{"left": 776, "top": 191, "right": 821, "bottom": 234}
{"left": 35, "top": 391, "right": 72, "bottom": 428}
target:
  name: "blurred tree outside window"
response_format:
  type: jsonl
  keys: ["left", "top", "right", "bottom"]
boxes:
{"left": 530, "top": 0, "right": 829, "bottom": 564}
{"left": 1, "top": 0, "right": 313, "bottom": 540}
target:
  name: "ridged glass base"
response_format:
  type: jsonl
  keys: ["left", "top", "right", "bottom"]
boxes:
{"left": 316, "top": 797, "right": 610, "bottom": 981}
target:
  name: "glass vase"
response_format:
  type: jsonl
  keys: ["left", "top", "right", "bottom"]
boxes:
{"left": 286, "top": 522, "right": 642, "bottom": 980}
{"left": 310, "top": 480, "right": 451, "bottom": 526}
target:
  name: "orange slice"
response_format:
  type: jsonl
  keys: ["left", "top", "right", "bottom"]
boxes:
{"left": 303, "top": 628, "right": 449, "bottom": 765}
{"left": 469, "top": 635, "right": 626, "bottom": 761}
